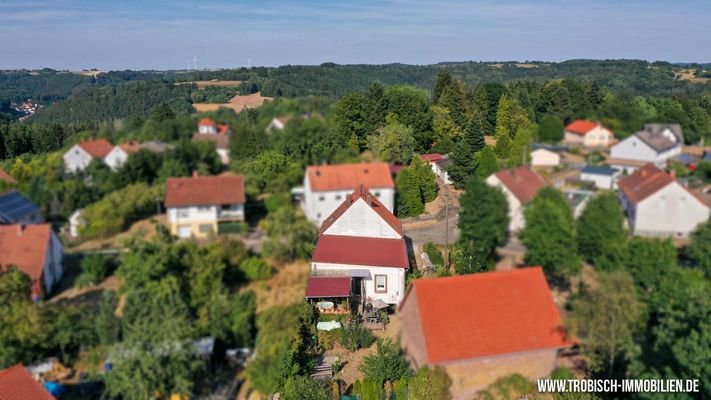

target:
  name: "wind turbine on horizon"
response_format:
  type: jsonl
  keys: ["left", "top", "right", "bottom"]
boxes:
{"left": 191, "top": 55, "right": 199, "bottom": 71}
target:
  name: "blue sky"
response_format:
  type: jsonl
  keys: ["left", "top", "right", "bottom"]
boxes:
{"left": 1, "top": 0, "right": 709, "bottom": 70}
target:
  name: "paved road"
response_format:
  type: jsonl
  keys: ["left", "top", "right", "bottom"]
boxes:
{"left": 403, "top": 211, "right": 459, "bottom": 247}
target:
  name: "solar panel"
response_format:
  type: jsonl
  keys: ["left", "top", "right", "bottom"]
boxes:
{"left": 0, "top": 191, "right": 40, "bottom": 223}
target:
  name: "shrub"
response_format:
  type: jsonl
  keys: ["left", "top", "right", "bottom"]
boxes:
{"left": 360, "top": 339, "right": 412, "bottom": 384}
{"left": 75, "top": 255, "right": 113, "bottom": 288}
{"left": 240, "top": 257, "right": 272, "bottom": 281}
{"left": 340, "top": 321, "right": 375, "bottom": 351}
{"left": 218, "top": 222, "right": 248, "bottom": 234}
{"left": 423, "top": 242, "right": 444, "bottom": 267}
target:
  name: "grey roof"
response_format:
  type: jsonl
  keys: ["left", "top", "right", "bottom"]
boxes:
{"left": 140, "top": 140, "right": 175, "bottom": 154}
{"left": 636, "top": 124, "right": 684, "bottom": 153}
{"left": 703, "top": 152, "right": 711, "bottom": 162}
{"left": 581, "top": 165, "right": 618, "bottom": 176}
{"left": 0, "top": 190, "right": 40, "bottom": 224}
{"left": 434, "top": 155, "right": 451, "bottom": 169}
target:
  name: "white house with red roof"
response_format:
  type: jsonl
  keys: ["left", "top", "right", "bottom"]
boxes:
{"left": 193, "top": 118, "right": 232, "bottom": 164}
{"left": 104, "top": 141, "right": 142, "bottom": 171}
{"left": 399, "top": 267, "right": 570, "bottom": 399}
{"left": 63, "top": 139, "right": 114, "bottom": 173}
{"left": 0, "top": 224, "right": 63, "bottom": 301}
{"left": 165, "top": 173, "right": 246, "bottom": 239}
{"left": 617, "top": 164, "right": 709, "bottom": 237}
{"left": 303, "top": 162, "right": 395, "bottom": 225}
{"left": 419, "top": 153, "right": 452, "bottom": 184}
{"left": 307, "top": 186, "right": 409, "bottom": 308}
{"left": 564, "top": 120, "right": 614, "bottom": 148}
{"left": 0, "top": 364, "right": 55, "bottom": 400}
{"left": 486, "top": 167, "right": 548, "bottom": 232}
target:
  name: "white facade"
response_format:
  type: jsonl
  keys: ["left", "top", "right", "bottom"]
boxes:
{"left": 311, "top": 262, "right": 407, "bottom": 305}
{"left": 216, "top": 148, "right": 230, "bottom": 165}
{"left": 564, "top": 125, "right": 614, "bottom": 147}
{"left": 63, "top": 144, "right": 94, "bottom": 173}
{"left": 431, "top": 163, "right": 452, "bottom": 185}
{"left": 199, "top": 124, "right": 218, "bottom": 135}
{"left": 620, "top": 183, "right": 710, "bottom": 238}
{"left": 266, "top": 118, "right": 287, "bottom": 133}
{"left": 322, "top": 199, "right": 400, "bottom": 239}
{"left": 42, "top": 231, "right": 64, "bottom": 297}
{"left": 303, "top": 174, "right": 395, "bottom": 225}
{"left": 104, "top": 147, "right": 130, "bottom": 171}
{"left": 167, "top": 204, "right": 245, "bottom": 238}
{"left": 580, "top": 171, "right": 620, "bottom": 190}
{"left": 530, "top": 148, "right": 560, "bottom": 167}
{"left": 610, "top": 135, "right": 681, "bottom": 171}
{"left": 69, "top": 209, "right": 84, "bottom": 238}
{"left": 486, "top": 174, "right": 524, "bottom": 232}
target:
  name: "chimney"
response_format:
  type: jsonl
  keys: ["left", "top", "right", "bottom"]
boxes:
{"left": 192, "top": 171, "right": 199, "bottom": 178}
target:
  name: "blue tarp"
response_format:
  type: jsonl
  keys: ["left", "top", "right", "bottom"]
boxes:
{"left": 44, "top": 381, "right": 66, "bottom": 397}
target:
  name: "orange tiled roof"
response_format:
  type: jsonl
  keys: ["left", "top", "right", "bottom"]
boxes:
{"left": 0, "top": 169, "right": 16, "bottom": 185}
{"left": 320, "top": 185, "right": 402, "bottom": 236}
{"left": 565, "top": 120, "right": 600, "bottom": 136}
{"left": 406, "top": 267, "right": 570, "bottom": 364}
{"left": 307, "top": 162, "right": 394, "bottom": 192}
{"left": 0, "top": 364, "right": 54, "bottom": 400}
{"left": 493, "top": 167, "right": 548, "bottom": 204}
{"left": 617, "top": 164, "right": 674, "bottom": 204}
{"left": 199, "top": 118, "right": 217, "bottom": 127}
{"left": 78, "top": 139, "right": 113, "bottom": 158}
{"left": 165, "top": 175, "right": 245, "bottom": 208}
{"left": 118, "top": 141, "right": 141, "bottom": 154}
{"left": 0, "top": 224, "right": 52, "bottom": 284}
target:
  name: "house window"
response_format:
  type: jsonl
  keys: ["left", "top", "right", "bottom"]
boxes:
{"left": 374, "top": 275, "right": 387, "bottom": 293}
{"left": 318, "top": 195, "right": 325, "bottom": 201}
{"left": 198, "top": 224, "right": 212, "bottom": 233}
{"left": 335, "top": 194, "right": 342, "bottom": 201}
{"left": 374, "top": 191, "right": 381, "bottom": 198}
{"left": 177, "top": 210, "right": 189, "bottom": 218}
{"left": 221, "top": 204, "right": 232, "bottom": 211}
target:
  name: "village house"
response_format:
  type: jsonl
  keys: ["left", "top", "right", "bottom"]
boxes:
{"left": 485, "top": 167, "right": 548, "bottom": 232}
{"left": 307, "top": 186, "right": 409, "bottom": 310}
{"left": 564, "top": 120, "right": 615, "bottom": 148}
{"left": 419, "top": 153, "right": 452, "bottom": 184}
{"left": 580, "top": 165, "right": 621, "bottom": 190}
{"left": 0, "top": 224, "right": 64, "bottom": 301}
{"left": 530, "top": 146, "right": 561, "bottom": 167}
{"left": 193, "top": 118, "right": 232, "bottom": 164}
{"left": 302, "top": 162, "right": 395, "bottom": 225}
{"left": 0, "top": 190, "right": 42, "bottom": 224}
{"left": 104, "top": 141, "right": 142, "bottom": 171}
{"left": 608, "top": 124, "right": 684, "bottom": 173}
{"left": 62, "top": 139, "right": 114, "bottom": 173}
{"left": 399, "top": 267, "right": 570, "bottom": 399}
{"left": 0, "top": 364, "right": 55, "bottom": 400}
{"left": 165, "top": 174, "right": 246, "bottom": 239}
{"left": 265, "top": 116, "right": 291, "bottom": 133}
{"left": 617, "top": 164, "right": 710, "bottom": 238}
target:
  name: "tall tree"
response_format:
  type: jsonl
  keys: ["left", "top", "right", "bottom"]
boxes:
{"left": 538, "top": 114, "right": 565, "bottom": 142}
{"left": 475, "top": 146, "right": 498, "bottom": 178}
{"left": 457, "top": 178, "right": 509, "bottom": 271}
{"left": 508, "top": 124, "right": 535, "bottom": 167}
{"left": 576, "top": 192, "right": 627, "bottom": 268}
{"left": 364, "top": 82, "right": 389, "bottom": 134}
{"left": 447, "top": 117, "right": 485, "bottom": 188}
{"left": 521, "top": 187, "right": 581, "bottom": 279}
{"left": 569, "top": 271, "right": 645, "bottom": 376}
{"left": 367, "top": 115, "right": 416, "bottom": 164}
{"left": 687, "top": 220, "right": 711, "bottom": 276}
{"left": 432, "top": 69, "right": 453, "bottom": 104}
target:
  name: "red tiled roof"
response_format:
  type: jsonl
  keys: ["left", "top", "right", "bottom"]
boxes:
{"left": 493, "top": 167, "right": 548, "bottom": 204}
{"left": 199, "top": 118, "right": 217, "bottom": 127}
{"left": 0, "top": 169, "right": 16, "bottom": 185}
{"left": 0, "top": 364, "right": 54, "bottom": 400}
{"left": 0, "top": 224, "right": 51, "bottom": 284}
{"left": 307, "top": 162, "right": 394, "bottom": 192}
{"left": 165, "top": 175, "right": 245, "bottom": 208}
{"left": 118, "top": 141, "right": 141, "bottom": 154}
{"left": 320, "top": 185, "right": 402, "bottom": 236}
{"left": 217, "top": 124, "right": 230, "bottom": 135}
{"left": 305, "top": 276, "right": 352, "bottom": 298}
{"left": 419, "top": 153, "right": 444, "bottom": 162}
{"left": 565, "top": 120, "right": 600, "bottom": 136}
{"left": 78, "top": 139, "right": 113, "bottom": 158}
{"left": 312, "top": 235, "right": 409, "bottom": 269}
{"left": 617, "top": 164, "right": 674, "bottom": 204}
{"left": 407, "top": 267, "right": 570, "bottom": 364}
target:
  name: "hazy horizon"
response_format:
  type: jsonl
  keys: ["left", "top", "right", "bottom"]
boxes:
{"left": 3, "top": 0, "right": 711, "bottom": 70}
